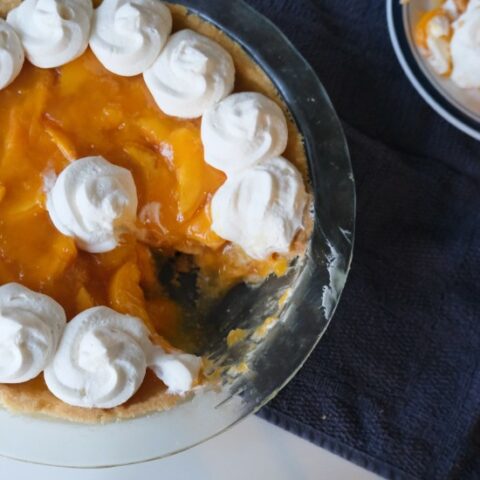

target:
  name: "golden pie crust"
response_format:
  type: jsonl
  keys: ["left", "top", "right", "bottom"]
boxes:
{"left": 0, "top": 2, "right": 308, "bottom": 423}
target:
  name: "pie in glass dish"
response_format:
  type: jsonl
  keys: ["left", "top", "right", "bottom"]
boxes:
{"left": 0, "top": 0, "right": 311, "bottom": 423}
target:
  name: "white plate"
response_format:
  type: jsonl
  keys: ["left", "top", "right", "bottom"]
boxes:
{"left": 387, "top": 0, "right": 480, "bottom": 140}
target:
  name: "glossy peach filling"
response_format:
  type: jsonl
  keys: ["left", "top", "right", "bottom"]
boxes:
{"left": 0, "top": 49, "right": 289, "bottom": 343}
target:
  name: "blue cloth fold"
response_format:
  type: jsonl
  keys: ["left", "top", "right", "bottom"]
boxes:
{"left": 247, "top": 1, "right": 480, "bottom": 478}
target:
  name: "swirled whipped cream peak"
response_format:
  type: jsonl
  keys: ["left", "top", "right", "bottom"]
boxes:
{"left": 44, "top": 307, "right": 152, "bottom": 408}
{"left": 451, "top": 0, "right": 480, "bottom": 88}
{"left": 90, "top": 0, "right": 172, "bottom": 76}
{"left": 211, "top": 157, "right": 308, "bottom": 260}
{"left": 0, "top": 283, "right": 66, "bottom": 384}
{"left": 201, "top": 92, "right": 289, "bottom": 175}
{"left": 6, "top": 0, "right": 92, "bottom": 69}
{"left": 46, "top": 156, "right": 138, "bottom": 253}
{"left": 144, "top": 29, "right": 235, "bottom": 118}
{"left": 44, "top": 307, "right": 201, "bottom": 408}
{"left": 0, "top": 20, "right": 24, "bottom": 90}
{"left": 149, "top": 349, "right": 202, "bottom": 396}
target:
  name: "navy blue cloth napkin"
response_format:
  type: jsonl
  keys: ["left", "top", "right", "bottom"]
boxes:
{"left": 246, "top": 1, "right": 480, "bottom": 479}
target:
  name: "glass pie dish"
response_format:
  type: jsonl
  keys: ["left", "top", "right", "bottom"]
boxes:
{"left": 0, "top": 0, "right": 355, "bottom": 467}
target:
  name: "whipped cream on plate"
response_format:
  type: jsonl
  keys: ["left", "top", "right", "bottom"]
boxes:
{"left": 0, "top": 283, "right": 66, "bottom": 384}
{"left": 90, "top": 0, "right": 172, "bottom": 76}
{"left": 211, "top": 156, "right": 308, "bottom": 260}
{"left": 201, "top": 92, "right": 289, "bottom": 176}
{"left": 46, "top": 156, "right": 138, "bottom": 254}
{"left": 451, "top": 0, "right": 480, "bottom": 88}
{"left": 0, "top": 20, "right": 24, "bottom": 90}
{"left": 7, "top": 0, "right": 92, "bottom": 69}
{"left": 144, "top": 29, "right": 235, "bottom": 118}
{"left": 425, "top": 15, "right": 452, "bottom": 75}
{"left": 44, "top": 307, "right": 201, "bottom": 408}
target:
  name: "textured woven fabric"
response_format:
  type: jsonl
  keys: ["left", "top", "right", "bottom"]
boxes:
{"left": 246, "top": 1, "right": 480, "bottom": 479}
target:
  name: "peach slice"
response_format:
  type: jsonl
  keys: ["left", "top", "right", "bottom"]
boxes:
{"left": 44, "top": 119, "right": 77, "bottom": 162}
{"left": 27, "top": 71, "right": 54, "bottom": 139}
{"left": 108, "top": 261, "right": 150, "bottom": 325}
{"left": 2, "top": 108, "right": 26, "bottom": 171}
{"left": 136, "top": 116, "right": 176, "bottom": 146}
{"left": 123, "top": 142, "right": 157, "bottom": 171}
{"left": 169, "top": 127, "right": 206, "bottom": 222}
{"left": 59, "top": 54, "right": 96, "bottom": 97}
{"left": 136, "top": 243, "right": 158, "bottom": 290}
{"left": 95, "top": 238, "right": 137, "bottom": 272}
{"left": 33, "top": 235, "right": 78, "bottom": 284}
{"left": 75, "top": 286, "right": 96, "bottom": 313}
{"left": 186, "top": 201, "right": 225, "bottom": 249}
{"left": 0, "top": 225, "right": 78, "bottom": 286}
{"left": 0, "top": 181, "right": 45, "bottom": 220}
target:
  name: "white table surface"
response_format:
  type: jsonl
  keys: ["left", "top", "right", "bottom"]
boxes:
{"left": 0, "top": 415, "right": 380, "bottom": 480}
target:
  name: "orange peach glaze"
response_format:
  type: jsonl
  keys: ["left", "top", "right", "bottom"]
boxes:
{"left": 0, "top": 50, "right": 288, "bottom": 342}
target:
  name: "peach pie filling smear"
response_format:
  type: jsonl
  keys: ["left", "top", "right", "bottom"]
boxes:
{"left": 0, "top": 5, "right": 308, "bottom": 422}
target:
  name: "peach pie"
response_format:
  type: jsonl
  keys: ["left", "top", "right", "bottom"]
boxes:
{"left": 0, "top": 0, "right": 310, "bottom": 423}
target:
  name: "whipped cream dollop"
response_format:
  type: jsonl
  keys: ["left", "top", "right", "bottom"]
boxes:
{"left": 0, "top": 20, "right": 24, "bottom": 90}
{"left": 90, "top": 0, "right": 172, "bottom": 76}
{"left": 211, "top": 157, "right": 308, "bottom": 260}
{"left": 144, "top": 29, "right": 235, "bottom": 118}
{"left": 201, "top": 93, "right": 288, "bottom": 175}
{"left": 149, "top": 349, "right": 202, "bottom": 396}
{"left": 44, "top": 307, "right": 201, "bottom": 408}
{"left": 451, "top": 0, "right": 480, "bottom": 88}
{"left": 46, "top": 156, "right": 138, "bottom": 254}
{"left": 7, "top": 0, "right": 92, "bottom": 69}
{"left": 44, "top": 307, "right": 151, "bottom": 408}
{"left": 0, "top": 283, "right": 66, "bottom": 384}
{"left": 425, "top": 15, "right": 452, "bottom": 75}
